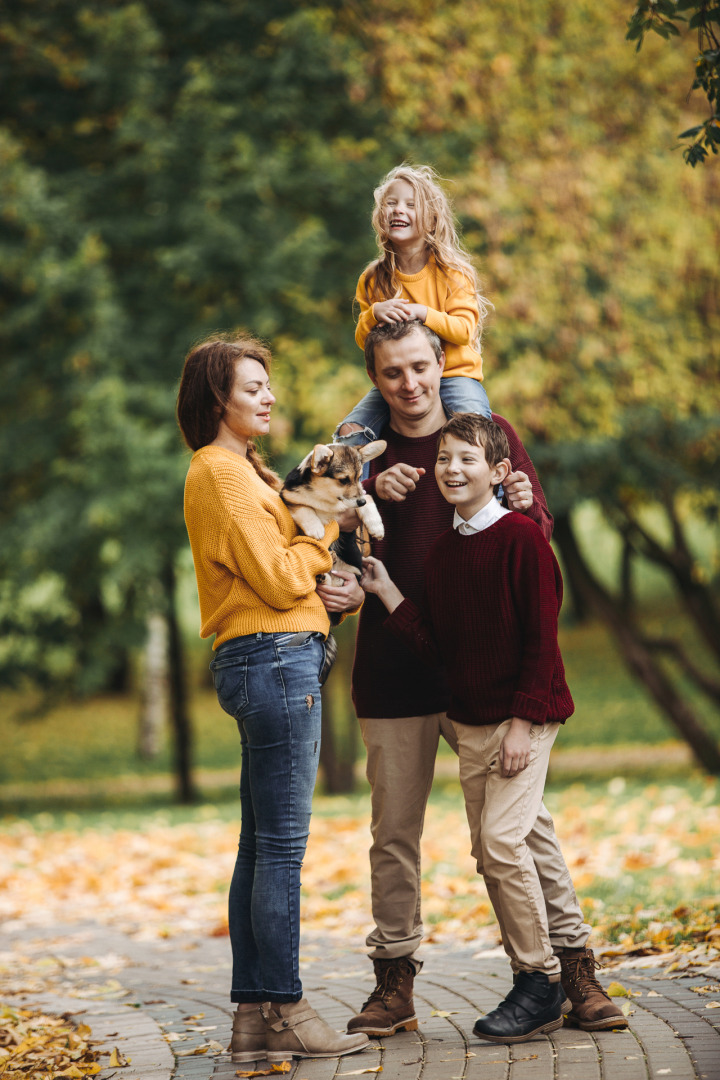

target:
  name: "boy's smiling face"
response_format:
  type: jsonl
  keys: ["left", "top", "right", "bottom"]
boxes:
{"left": 435, "top": 434, "right": 509, "bottom": 520}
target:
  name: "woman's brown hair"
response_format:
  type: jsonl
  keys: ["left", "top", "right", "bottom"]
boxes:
{"left": 176, "top": 333, "right": 280, "bottom": 489}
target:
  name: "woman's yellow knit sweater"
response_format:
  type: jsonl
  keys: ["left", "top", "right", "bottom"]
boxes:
{"left": 184, "top": 445, "right": 339, "bottom": 648}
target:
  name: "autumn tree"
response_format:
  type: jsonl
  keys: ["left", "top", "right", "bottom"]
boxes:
{"left": 627, "top": 1, "right": 720, "bottom": 165}
{"left": 352, "top": 0, "right": 720, "bottom": 768}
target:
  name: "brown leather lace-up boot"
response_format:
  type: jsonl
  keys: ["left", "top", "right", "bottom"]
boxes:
{"left": 557, "top": 946, "right": 628, "bottom": 1030}
{"left": 346, "top": 957, "right": 419, "bottom": 1037}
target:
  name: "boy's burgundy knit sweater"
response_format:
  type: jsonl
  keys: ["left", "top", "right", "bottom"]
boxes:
{"left": 352, "top": 414, "right": 553, "bottom": 719}
{"left": 386, "top": 514, "right": 574, "bottom": 727}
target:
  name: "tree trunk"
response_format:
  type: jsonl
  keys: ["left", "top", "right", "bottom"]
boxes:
{"left": 138, "top": 612, "right": 168, "bottom": 759}
{"left": 553, "top": 513, "right": 720, "bottom": 774}
{"left": 619, "top": 498, "right": 720, "bottom": 666}
{"left": 163, "top": 560, "right": 196, "bottom": 803}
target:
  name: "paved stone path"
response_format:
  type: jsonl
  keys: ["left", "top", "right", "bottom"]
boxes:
{"left": 3, "top": 922, "right": 719, "bottom": 1080}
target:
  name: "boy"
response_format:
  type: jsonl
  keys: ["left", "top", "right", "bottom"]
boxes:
{"left": 360, "top": 413, "right": 623, "bottom": 1043}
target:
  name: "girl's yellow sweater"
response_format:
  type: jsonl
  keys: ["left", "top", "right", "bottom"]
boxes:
{"left": 184, "top": 445, "right": 339, "bottom": 648}
{"left": 354, "top": 256, "right": 483, "bottom": 380}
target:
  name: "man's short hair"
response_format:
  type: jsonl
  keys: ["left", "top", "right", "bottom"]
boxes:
{"left": 364, "top": 319, "right": 443, "bottom": 374}
{"left": 439, "top": 413, "right": 509, "bottom": 468}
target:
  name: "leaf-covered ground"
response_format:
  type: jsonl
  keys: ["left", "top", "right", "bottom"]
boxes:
{"left": 1, "top": 777, "right": 718, "bottom": 968}
{"left": 0, "top": 1005, "right": 102, "bottom": 1079}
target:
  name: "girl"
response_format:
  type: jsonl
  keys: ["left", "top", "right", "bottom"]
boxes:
{"left": 335, "top": 164, "right": 492, "bottom": 445}
{"left": 178, "top": 334, "right": 368, "bottom": 1064}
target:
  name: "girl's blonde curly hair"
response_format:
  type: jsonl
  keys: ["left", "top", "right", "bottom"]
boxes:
{"left": 360, "top": 164, "right": 491, "bottom": 349}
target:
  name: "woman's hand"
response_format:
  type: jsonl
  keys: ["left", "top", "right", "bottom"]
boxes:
{"left": 504, "top": 467, "right": 534, "bottom": 513}
{"left": 316, "top": 570, "right": 365, "bottom": 613}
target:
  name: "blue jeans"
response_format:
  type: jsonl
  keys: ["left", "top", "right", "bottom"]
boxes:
{"left": 210, "top": 631, "right": 326, "bottom": 1003}
{"left": 333, "top": 376, "right": 492, "bottom": 447}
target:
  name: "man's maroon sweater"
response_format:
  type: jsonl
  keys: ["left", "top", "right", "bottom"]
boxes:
{"left": 352, "top": 414, "right": 553, "bottom": 719}
{"left": 386, "top": 514, "right": 574, "bottom": 727}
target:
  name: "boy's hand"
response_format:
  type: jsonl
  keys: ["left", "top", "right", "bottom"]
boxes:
{"left": 499, "top": 717, "right": 533, "bottom": 777}
{"left": 504, "top": 466, "right": 534, "bottom": 513}
{"left": 374, "top": 298, "right": 412, "bottom": 323}
{"left": 375, "top": 463, "right": 426, "bottom": 502}
{"left": 360, "top": 556, "right": 405, "bottom": 613}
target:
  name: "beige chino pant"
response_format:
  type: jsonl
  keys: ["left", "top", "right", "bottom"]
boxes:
{"left": 359, "top": 713, "right": 590, "bottom": 974}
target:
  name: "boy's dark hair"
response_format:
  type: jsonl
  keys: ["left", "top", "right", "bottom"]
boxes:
{"left": 439, "top": 413, "right": 510, "bottom": 468}
{"left": 364, "top": 319, "right": 442, "bottom": 374}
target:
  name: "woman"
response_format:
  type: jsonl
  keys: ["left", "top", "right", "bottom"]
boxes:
{"left": 177, "top": 334, "right": 368, "bottom": 1063}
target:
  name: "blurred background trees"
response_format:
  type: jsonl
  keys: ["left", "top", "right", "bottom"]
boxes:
{"left": 1, "top": 0, "right": 718, "bottom": 798}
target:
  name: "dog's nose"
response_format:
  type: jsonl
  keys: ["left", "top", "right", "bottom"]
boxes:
{"left": 356, "top": 498, "right": 366, "bottom": 507}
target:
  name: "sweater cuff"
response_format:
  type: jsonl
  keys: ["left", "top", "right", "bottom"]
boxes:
{"left": 511, "top": 691, "right": 549, "bottom": 725}
{"left": 362, "top": 475, "right": 378, "bottom": 497}
{"left": 384, "top": 596, "right": 420, "bottom": 633}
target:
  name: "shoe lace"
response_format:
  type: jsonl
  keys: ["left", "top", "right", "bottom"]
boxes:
{"left": 363, "top": 961, "right": 407, "bottom": 1010}
{"left": 565, "top": 953, "right": 604, "bottom": 996}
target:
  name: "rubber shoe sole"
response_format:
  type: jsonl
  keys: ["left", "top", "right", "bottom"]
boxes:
{"left": 564, "top": 1011, "right": 629, "bottom": 1031}
{"left": 267, "top": 1036, "right": 369, "bottom": 1061}
{"left": 347, "top": 1016, "right": 419, "bottom": 1038}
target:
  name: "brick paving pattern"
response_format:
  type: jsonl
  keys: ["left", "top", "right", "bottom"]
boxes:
{"left": 4, "top": 924, "right": 718, "bottom": 1080}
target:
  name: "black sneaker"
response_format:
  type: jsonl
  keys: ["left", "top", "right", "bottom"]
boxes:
{"left": 473, "top": 970, "right": 570, "bottom": 1043}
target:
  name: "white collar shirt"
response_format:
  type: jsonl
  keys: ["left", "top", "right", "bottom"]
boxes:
{"left": 453, "top": 497, "right": 510, "bottom": 535}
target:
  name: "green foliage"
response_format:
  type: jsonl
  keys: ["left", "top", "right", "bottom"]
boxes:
{"left": 627, "top": 1, "right": 720, "bottom": 164}
{"left": 0, "top": 0, "right": 389, "bottom": 690}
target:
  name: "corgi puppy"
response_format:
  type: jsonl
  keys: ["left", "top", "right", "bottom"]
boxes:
{"left": 281, "top": 441, "right": 386, "bottom": 582}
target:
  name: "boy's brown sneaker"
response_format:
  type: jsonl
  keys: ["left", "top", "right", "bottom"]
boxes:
{"left": 557, "top": 946, "right": 629, "bottom": 1030}
{"left": 346, "top": 957, "right": 419, "bottom": 1037}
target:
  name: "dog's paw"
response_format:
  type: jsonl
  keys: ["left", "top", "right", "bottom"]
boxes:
{"left": 358, "top": 500, "right": 385, "bottom": 540}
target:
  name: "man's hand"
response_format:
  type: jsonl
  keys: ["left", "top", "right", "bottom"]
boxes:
{"left": 504, "top": 466, "right": 534, "bottom": 513}
{"left": 374, "top": 463, "right": 426, "bottom": 502}
{"left": 316, "top": 570, "right": 365, "bottom": 613}
{"left": 499, "top": 717, "right": 533, "bottom": 777}
{"left": 373, "top": 298, "right": 412, "bottom": 323}
{"left": 360, "top": 556, "right": 405, "bottom": 613}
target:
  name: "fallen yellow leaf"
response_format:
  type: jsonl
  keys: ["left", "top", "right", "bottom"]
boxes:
{"left": 607, "top": 981, "right": 630, "bottom": 997}
{"left": 108, "top": 1047, "right": 131, "bottom": 1067}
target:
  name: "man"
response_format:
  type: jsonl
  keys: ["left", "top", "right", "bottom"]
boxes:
{"left": 333, "top": 320, "right": 625, "bottom": 1040}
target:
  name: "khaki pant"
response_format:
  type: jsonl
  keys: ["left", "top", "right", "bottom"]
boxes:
{"left": 359, "top": 713, "right": 590, "bottom": 974}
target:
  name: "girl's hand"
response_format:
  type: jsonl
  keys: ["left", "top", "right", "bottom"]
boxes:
{"left": 316, "top": 570, "right": 365, "bottom": 613}
{"left": 499, "top": 718, "right": 533, "bottom": 777}
{"left": 374, "top": 298, "right": 411, "bottom": 324}
{"left": 405, "top": 303, "right": 428, "bottom": 323}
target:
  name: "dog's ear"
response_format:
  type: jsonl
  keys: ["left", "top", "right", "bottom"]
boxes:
{"left": 310, "top": 444, "right": 334, "bottom": 475}
{"left": 358, "top": 440, "right": 387, "bottom": 463}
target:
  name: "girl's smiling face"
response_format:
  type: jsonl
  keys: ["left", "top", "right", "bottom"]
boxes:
{"left": 383, "top": 179, "right": 422, "bottom": 245}
{"left": 435, "top": 434, "right": 508, "bottom": 519}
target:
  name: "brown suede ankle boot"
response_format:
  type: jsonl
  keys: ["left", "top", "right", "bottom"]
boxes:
{"left": 557, "top": 946, "right": 628, "bottom": 1030}
{"left": 230, "top": 1002, "right": 269, "bottom": 1062}
{"left": 346, "top": 957, "right": 420, "bottom": 1037}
